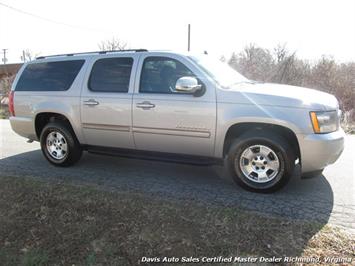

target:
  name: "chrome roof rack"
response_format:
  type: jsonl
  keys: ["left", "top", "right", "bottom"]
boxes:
{"left": 36, "top": 49, "right": 148, "bottom": 59}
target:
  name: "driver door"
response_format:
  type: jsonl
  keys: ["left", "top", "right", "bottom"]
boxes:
{"left": 132, "top": 55, "right": 216, "bottom": 157}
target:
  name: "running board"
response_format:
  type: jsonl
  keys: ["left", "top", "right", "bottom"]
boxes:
{"left": 84, "top": 145, "right": 223, "bottom": 166}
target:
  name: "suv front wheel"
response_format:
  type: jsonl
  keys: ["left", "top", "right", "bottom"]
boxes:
{"left": 40, "top": 122, "right": 82, "bottom": 167}
{"left": 226, "top": 130, "right": 295, "bottom": 193}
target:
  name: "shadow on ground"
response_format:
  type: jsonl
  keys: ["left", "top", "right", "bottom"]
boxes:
{"left": 0, "top": 149, "right": 334, "bottom": 259}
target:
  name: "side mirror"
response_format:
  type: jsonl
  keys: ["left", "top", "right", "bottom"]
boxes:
{"left": 174, "top": 77, "right": 202, "bottom": 94}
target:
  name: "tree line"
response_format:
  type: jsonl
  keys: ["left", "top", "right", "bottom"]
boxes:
{"left": 226, "top": 44, "right": 354, "bottom": 128}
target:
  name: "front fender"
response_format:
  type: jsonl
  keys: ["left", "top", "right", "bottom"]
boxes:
{"left": 214, "top": 103, "right": 310, "bottom": 158}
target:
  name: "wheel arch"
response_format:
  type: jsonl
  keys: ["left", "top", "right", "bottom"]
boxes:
{"left": 222, "top": 122, "right": 301, "bottom": 162}
{"left": 34, "top": 112, "right": 80, "bottom": 142}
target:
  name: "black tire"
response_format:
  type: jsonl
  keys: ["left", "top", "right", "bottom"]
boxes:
{"left": 225, "top": 130, "right": 295, "bottom": 193}
{"left": 40, "top": 121, "right": 82, "bottom": 167}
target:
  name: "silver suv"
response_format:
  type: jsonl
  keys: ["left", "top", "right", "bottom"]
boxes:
{"left": 9, "top": 49, "right": 345, "bottom": 192}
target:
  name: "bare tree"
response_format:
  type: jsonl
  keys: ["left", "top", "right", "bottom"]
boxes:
{"left": 273, "top": 43, "right": 288, "bottom": 63}
{"left": 229, "top": 44, "right": 274, "bottom": 82}
{"left": 21, "top": 49, "right": 40, "bottom": 62}
{"left": 227, "top": 44, "right": 355, "bottom": 129}
{"left": 98, "top": 38, "right": 127, "bottom": 51}
{"left": 277, "top": 51, "right": 297, "bottom": 83}
{"left": 0, "top": 75, "right": 15, "bottom": 95}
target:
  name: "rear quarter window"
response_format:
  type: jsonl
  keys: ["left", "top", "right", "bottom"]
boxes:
{"left": 15, "top": 60, "right": 85, "bottom": 91}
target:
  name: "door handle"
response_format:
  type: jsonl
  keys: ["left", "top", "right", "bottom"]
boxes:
{"left": 83, "top": 99, "right": 99, "bottom": 106}
{"left": 136, "top": 101, "right": 156, "bottom": 109}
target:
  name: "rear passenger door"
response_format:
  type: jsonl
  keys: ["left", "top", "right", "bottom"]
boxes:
{"left": 80, "top": 54, "right": 138, "bottom": 148}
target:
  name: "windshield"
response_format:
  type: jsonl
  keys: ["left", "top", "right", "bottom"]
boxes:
{"left": 189, "top": 55, "right": 249, "bottom": 87}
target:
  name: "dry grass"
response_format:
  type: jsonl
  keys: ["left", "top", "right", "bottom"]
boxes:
{"left": 342, "top": 122, "right": 355, "bottom": 134}
{"left": 0, "top": 105, "right": 8, "bottom": 119}
{"left": 0, "top": 176, "right": 353, "bottom": 265}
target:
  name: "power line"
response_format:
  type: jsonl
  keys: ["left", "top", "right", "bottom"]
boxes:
{"left": 0, "top": 1, "right": 108, "bottom": 33}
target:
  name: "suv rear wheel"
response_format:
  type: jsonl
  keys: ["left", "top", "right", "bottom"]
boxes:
{"left": 40, "top": 122, "right": 82, "bottom": 166}
{"left": 226, "top": 130, "right": 295, "bottom": 193}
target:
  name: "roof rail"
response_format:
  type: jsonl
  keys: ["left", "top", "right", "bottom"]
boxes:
{"left": 36, "top": 49, "right": 148, "bottom": 60}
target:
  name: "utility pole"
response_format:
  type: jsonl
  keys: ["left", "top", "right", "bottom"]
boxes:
{"left": 21, "top": 50, "right": 26, "bottom": 62}
{"left": 2, "top": 49, "right": 8, "bottom": 64}
{"left": 187, "top": 24, "right": 191, "bottom": 52}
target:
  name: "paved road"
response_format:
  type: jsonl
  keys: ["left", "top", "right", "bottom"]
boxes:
{"left": 1, "top": 120, "right": 354, "bottom": 233}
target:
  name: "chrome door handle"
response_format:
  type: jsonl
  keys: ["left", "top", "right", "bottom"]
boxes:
{"left": 83, "top": 99, "right": 99, "bottom": 106}
{"left": 136, "top": 101, "right": 155, "bottom": 109}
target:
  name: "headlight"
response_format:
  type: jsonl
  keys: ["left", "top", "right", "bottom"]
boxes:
{"left": 310, "top": 111, "right": 339, "bottom": 133}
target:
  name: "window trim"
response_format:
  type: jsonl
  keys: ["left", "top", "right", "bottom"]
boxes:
{"left": 138, "top": 56, "right": 201, "bottom": 95}
{"left": 88, "top": 57, "right": 134, "bottom": 93}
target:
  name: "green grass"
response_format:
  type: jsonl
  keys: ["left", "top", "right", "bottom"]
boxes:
{"left": 0, "top": 176, "right": 353, "bottom": 265}
{"left": 22, "top": 249, "right": 49, "bottom": 266}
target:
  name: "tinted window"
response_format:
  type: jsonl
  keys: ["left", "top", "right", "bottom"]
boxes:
{"left": 140, "top": 57, "right": 195, "bottom": 94}
{"left": 16, "top": 60, "right": 84, "bottom": 91}
{"left": 89, "top": 57, "right": 133, "bottom": 92}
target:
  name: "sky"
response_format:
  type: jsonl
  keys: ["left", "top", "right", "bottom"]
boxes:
{"left": 0, "top": 0, "right": 354, "bottom": 64}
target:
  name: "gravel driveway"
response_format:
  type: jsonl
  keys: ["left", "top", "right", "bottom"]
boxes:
{"left": 1, "top": 119, "right": 354, "bottom": 233}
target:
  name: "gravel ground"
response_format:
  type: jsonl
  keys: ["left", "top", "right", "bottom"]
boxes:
{"left": 1, "top": 119, "right": 354, "bottom": 233}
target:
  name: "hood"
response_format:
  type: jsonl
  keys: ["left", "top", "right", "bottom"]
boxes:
{"left": 219, "top": 82, "right": 339, "bottom": 110}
